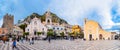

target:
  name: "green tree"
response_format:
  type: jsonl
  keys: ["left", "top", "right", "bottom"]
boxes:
{"left": 60, "top": 32, "right": 64, "bottom": 39}
{"left": 47, "top": 29, "right": 54, "bottom": 36}
{"left": 48, "top": 29, "right": 53, "bottom": 32}
{"left": 19, "top": 24, "right": 27, "bottom": 32}
{"left": 73, "top": 32, "right": 78, "bottom": 37}
{"left": 37, "top": 32, "right": 42, "bottom": 36}
{"left": 23, "top": 32, "right": 29, "bottom": 37}
{"left": 68, "top": 32, "right": 72, "bottom": 36}
{"left": 77, "top": 31, "right": 84, "bottom": 38}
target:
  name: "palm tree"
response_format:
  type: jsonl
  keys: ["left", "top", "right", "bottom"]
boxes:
{"left": 19, "top": 24, "right": 27, "bottom": 32}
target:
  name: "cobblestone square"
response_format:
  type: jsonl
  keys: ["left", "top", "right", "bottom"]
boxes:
{"left": 1, "top": 40, "right": 120, "bottom": 50}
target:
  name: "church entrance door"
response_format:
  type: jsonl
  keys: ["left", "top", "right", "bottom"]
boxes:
{"left": 99, "top": 34, "right": 102, "bottom": 40}
{"left": 89, "top": 34, "right": 92, "bottom": 40}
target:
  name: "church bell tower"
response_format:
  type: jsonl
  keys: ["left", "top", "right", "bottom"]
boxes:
{"left": 45, "top": 9, "right": 52, "bottom": 25}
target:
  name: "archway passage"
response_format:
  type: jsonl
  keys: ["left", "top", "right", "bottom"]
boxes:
{"left": 89, "top": 34, "right": 92, "bottom": 40}
{"left": 99, "top": 34, "right": 103, "bottom": 40}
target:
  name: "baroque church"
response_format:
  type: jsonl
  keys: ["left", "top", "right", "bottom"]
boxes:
{"left": 25, "top": 10, "right": 72, "bottom": 37}
{"left": 84, "top": 18, "right": 112, "bottom": 40}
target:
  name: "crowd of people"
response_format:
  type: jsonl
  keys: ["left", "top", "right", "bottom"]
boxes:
{"left": 0, "top": 35, "right": 83, "bottom": 50}
{"left": 0, "top": 35, "right": 35, "bottom": 50}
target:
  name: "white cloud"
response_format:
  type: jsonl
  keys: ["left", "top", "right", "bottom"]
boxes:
{"left": 49, "top": 0, "right": 119, "bottom": 29}
{"left": 0, "top": 18, "right": 3, "bottom": 27}
{"left": 115, "top": 0, "right": 120, "bottom": 15}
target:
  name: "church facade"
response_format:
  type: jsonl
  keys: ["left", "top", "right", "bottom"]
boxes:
{"left": 25, "top": 17, "right": 47, "bottom": 36}
{"left": 25, "top": 10, "right": 72, "bottom": 37}
{"left": 84, "top": 18, "right": 111, "bottom": 40}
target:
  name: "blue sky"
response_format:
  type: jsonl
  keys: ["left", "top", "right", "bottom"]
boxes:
{"left": 0, "top": 0, "right": 120, "bottom": 32}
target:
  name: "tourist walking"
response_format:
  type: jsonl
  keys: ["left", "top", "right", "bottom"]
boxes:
{"left": 21, "top": 37, "right": 24, "bottom": 43}
{"left": 29, "top": 37, "right": 32, "bottom": 45}
{"left": 48, "top": 36, "right": 51, "bottom": 43}
{"left": 29, "top": 37, "right": 34, "bottom": 45}
{"left": 12, "top": 39, "right": 18, "bottom": 50}
{"left": 32, "top": 37, "right": 34, "bottom": 44}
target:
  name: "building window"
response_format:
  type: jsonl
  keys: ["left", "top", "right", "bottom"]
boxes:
{"left": 42, "top": 28, "right": 44, "bottom": 31}
{"left": 34, "top": 21, "right": 37, "bottom": 25}
{"left": 28, "top": 29, "right": 29, "bottom": 31}
{"left": 53, "top": 27, "right": 55, "bottom": 30}
{"left": 57, "top": 28, "right": 59, "bottom": 30}
{"left": 61, "top": 28, "right": 63, "bottom": 30}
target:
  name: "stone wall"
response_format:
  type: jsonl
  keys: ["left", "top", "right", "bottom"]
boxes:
{"left": 2, "top": 13, "right": 14, "bottom": 34}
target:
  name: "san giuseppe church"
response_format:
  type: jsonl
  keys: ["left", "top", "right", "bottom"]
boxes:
{"left": 84, "top": 18, "right": 112, "bottom": 40}
{"left": 25, "top": 10, "right": 69, "bottom": 37}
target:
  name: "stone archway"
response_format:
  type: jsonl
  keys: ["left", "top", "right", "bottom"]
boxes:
{"left": 99, "top": 34, "right": 103, "bottom": 40}
{"left": 89, "top": 34, "right": 92, "bottom": 40}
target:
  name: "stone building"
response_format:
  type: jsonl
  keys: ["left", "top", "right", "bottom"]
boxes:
{"left": 25, "top": 17, "right": 48, "bottom": 36}
{"left": 2, "top": 14, "right": 14, "bottom": 34}
{"left": 52, "top": 23, "right": 65, "bottom": 36}
{"left": 13, "top": 25, "right": 23, "bottom": 36}
{"left": 45, "top": 10, "right": 52, "bottom": 25}
{"left": 84, "top": 18, "right": 111, "bottom": 40}
{"left": 72, "top": 25, "right": 82, "bottom": 33}
{"left": 44, "top": 10, "right": 72, "bottom": 36}
{"left": 111, "top": 32, "right": 117, "bottom": 40}
{"left": 25, "top": 10, "right": 72, "bottom": 37}
{"left": 0, "top": 28, "right": 8, "bottom": 36}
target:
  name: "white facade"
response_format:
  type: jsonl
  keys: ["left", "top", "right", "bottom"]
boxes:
{"left": 25, "top": 17, "right": 47, "bottom": 36}
{"left": 52, "top": 25, "right": 65, "bottom": 36}
{"left": 13, "top": 26, "right": 23, "bottom": 35}
{"left": 25, "top": 10, "right": 72, "bottom": 37}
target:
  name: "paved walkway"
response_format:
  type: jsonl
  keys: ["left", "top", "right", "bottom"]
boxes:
{"left": 0, "top": 40, "right": 120, "bottom": 50}
{"left": 0, "top": 41, "right": 37, "bottom": 50}
{"left": 0, "top": 41, "right": 3, "bottom": 49}
{"left": 23, "top": 40, "right": 120, "bottom": 50}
